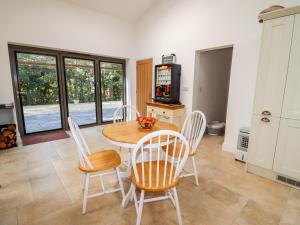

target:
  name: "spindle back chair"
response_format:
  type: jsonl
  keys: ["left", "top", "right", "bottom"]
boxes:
{"left": 113, "top": 105, "right": 140, "bottom": 123}
{"left": 68, "top": 117, "right": 125, "bottom": 214}
{"left": 180, "top": 111, "right": 206, "bottom": 185}
{"left": 130, "top": 130, "right": 190, "bottom": 225}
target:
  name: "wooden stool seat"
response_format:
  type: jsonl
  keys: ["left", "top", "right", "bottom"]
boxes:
{"left": 162, "top": 142, "right": 195, "bottom": 158}
{"left": 79, "top": 150, "right": 121, "bottom": 173}
{"left": 131, "top": 161, "right": 179, "bottom": 192}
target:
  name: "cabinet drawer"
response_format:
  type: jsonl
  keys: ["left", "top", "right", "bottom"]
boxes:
{"left": 248, "top": 115, "right": 280, "bottom": 169}
{"left": 148, "top": 106, "right": 173, "bottom": 117}
{"left": 273, "top": 118, "right": 300, "bottom": 180}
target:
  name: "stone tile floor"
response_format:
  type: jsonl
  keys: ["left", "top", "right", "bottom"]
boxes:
{"left": 0, "top": 126, "right": 299, "bottom": 225}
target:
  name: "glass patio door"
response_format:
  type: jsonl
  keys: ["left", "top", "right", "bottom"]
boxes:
{"left": 100, "top": 62, "right": 125, "bottom": 122}
{"left": 64, "top": 57, "right": 97, "bottom": 125}
{"left": 10, "top": 45, "right": 127, "bottom": 135}
{"left": 15, "top": 52, "right": 63, "bottom": 134}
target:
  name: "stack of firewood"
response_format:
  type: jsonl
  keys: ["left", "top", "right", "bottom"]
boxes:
{"left": 0, "top": 124, "right": 17, "bottom": 149}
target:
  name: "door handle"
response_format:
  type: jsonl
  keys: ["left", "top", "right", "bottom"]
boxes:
{"left": 261, "top": 111, "right": 271, "bottom": 116}
{"left": 17, "top": 91, "right": 25, "bottom": 95}
{"left": 261, "top": 117, "right": 270, "bottom": 123}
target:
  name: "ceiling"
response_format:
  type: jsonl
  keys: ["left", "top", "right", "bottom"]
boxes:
{"left": 58, "top": 0, "right": 159, "bottom": 22}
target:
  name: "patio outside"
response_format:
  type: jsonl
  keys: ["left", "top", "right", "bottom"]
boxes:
{"left": 24, "top": 101, "right": 122, "bottom": 133}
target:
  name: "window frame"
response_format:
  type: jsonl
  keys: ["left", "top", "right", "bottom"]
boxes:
{"left": 99, "top": 60, "right": 127, "bottom": 124}
{"left": 8, "top": 44, "right": 127, "bottom": 136}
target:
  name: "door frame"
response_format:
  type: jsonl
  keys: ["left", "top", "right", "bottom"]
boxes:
{"left": 61, "top": 54, "right": 99, "bottom": 127}
{"left": 8, "top": 44, "right": 127, "bottom": 136}
{"left": 136, "top": 58, "right": 153, "bottom": 116}
{"left": 9, "top": 46, "right": 66, "bottom": 135}
{"left": 99, "top": 59, "right": 127, "bottom": 124}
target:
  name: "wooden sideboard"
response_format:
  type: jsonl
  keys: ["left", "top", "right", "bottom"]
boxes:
{"left": 146, "top": 102, "right": 185, "bottom": 129}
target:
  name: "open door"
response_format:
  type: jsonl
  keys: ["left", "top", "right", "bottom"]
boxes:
{"left": 136, "top": 59, "right": 153, "bottom": 116}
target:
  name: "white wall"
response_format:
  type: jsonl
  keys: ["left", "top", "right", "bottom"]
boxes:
{"left": 135, "top": 0, "right": 300, "bottom": 152}
{"left": 0, "top": 0, "right": 135, "bottom": 106}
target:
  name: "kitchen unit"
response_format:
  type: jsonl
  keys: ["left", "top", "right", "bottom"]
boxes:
{"left": 247, "top": 5, "right": 300, "bottom": 188}
{"left": 146, "top": 101, "right": 185, "bottom": 129}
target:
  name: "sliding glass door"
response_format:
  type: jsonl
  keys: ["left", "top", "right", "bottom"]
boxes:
{"left": 10, "top": 45, "right": 126, "bottom": 135}
{"left": 15, "top": 52, "right": 62, "bottom": 134}
{"left": 64, "top": 58, "right": 96, "bottom": 125}
{"left": 100, "top": 62, "right": 125, "bottom": 122}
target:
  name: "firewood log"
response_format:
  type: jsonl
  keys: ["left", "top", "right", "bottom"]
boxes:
{"left": 0, "top": 136, "right": 5, "bottom": 142}
{"left": 0, "top": 142, "right": 6, "bottom": 148}
{"left": 2, "top": 130, "right": 11, "bottom": 137}
{"left": 8, "top": 124, "right": 16, "bottom": 131}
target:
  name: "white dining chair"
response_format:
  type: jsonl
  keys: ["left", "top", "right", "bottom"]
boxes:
{"left": 113, "top": 105, "right": 141, "bottom": 170}
{"left": 162, "top": 111, "right": 206, "bottom": 186}
{"left": 68, "top": 117, "right": 125, "bottom": 214}
{"left": 113, "top": 105, "right": 141, "bottom": 123}
{"left": 130, "top": 130, "right": 190, "bottom": 225}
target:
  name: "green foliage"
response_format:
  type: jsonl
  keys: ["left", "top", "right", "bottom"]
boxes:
{"left": 17, "top": 53, "right": 59, "bottom": 105}
{"left": 101, "top": 66, "right": 123, "bottom": 102}
{"left": 65, "top": 58, "right": 95, "bottom": 103}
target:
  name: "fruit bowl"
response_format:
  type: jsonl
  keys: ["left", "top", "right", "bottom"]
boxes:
{"left": 136, "top": 116, "right": 156, "bottom": 129}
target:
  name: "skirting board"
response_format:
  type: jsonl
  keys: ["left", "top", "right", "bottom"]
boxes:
{"left": 222, "top": 142, "right": 236, "bottom": 153}
{"left": 247, "top": 163, "right": 300, "bottom": 190}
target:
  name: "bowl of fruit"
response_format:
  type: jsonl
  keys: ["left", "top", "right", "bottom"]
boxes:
{"left": 136, "top": 116, "right": 156, "bottom": 129}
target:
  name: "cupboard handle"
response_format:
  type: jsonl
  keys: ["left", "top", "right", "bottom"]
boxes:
{"left": 261, "top": 111, "right": 271, "bottom": 116}
{"left": 261, "top": 117, "right": 270, "bottom": 123}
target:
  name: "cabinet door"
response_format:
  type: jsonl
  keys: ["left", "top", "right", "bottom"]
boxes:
{"left": 273, "top": 119, "right": 300, "bottom": 179}
{"left": 248, "top": 115, "right": 280, "bottom": 169}
{"left": 282, "top": 14, "right": 300, "bottom": 120}
{"left": 253, "top": 15, "right": 294, "bottom": 117}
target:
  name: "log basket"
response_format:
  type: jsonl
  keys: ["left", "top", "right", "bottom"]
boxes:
{"left": 0, "top": 124, "right": 17, "bottom": 149}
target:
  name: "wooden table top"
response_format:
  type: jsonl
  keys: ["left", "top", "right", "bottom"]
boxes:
{"left": 146, "top": 101, "right": 185, "bottom": 110}
{"left": 102, "top": 120, "right": 179, "bottom": 144}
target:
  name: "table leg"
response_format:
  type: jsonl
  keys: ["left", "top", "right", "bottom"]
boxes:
{"left": 120, "top": 148, "right": 132, "bottom": 178}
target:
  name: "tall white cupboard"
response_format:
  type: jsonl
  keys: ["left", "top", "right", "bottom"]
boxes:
{"left": 247, "top": 6, "right": 300, "bottom": 187}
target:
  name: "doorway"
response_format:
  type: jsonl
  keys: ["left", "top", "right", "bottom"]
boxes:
{"left": 192, "top": 46, "right": 233, "bottom": 130}
{"left": 136, "top": 58, "right": 153, "bottom": 116}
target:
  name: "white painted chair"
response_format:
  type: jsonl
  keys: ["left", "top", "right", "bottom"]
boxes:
{"left": 130, "top": 130, "right": 190, "bottom": 225}
{"left": 113, "top": 105, "right": 141, "bottom": 169}
{"left": 162, "top": 111, "right": 206, "bottom": 186}
{"left": 68, "top": 117, "right": 125, "bottom": 214}
{"left": 113, "top": 105, "right": 141, "bottom": 123}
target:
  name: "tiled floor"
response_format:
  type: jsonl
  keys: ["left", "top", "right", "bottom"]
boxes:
{"left": 0, "top": 126, "right": 299, "bottom": 225}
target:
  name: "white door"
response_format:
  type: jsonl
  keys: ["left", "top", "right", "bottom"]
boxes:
{"left": 282, "top": 14, "right": 300, "bottom": 120}
{"left": 273, "top": 119, "right": 300, "bottom": 180}
{"left": 253, "top": 15, "right": 294, "bottom": 117}
{"left": 248, "top": 115, "right": 280, "bottom": 169}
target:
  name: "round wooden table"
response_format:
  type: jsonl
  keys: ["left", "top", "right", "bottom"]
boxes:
{"left": 102, "top": 120, "right": 179, "bottom": 149}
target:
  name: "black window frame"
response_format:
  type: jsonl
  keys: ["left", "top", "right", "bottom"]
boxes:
{"left": 8, "top": 44, "right": 127, "bottom": 136}
{"left": 99, "top": 60, "right": 127, "bottom": 124}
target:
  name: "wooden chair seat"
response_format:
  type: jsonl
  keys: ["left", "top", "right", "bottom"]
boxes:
{"left": 131, "top": 161, "right": 179, "bottom": 192}
{"left": 79, "top": 150, "right": 121, "bottom": 173}
{"left": 162, "top": 142, "right": 196, "bottom": 158}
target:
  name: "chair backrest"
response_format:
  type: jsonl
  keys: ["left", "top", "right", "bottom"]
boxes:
{"left": 68, "top": 117, "right": 93, "bottom": 169}
{"left": 113, "top": 105, "right": 141, "bottom": 123}
{"left": 181, "top": 111, "right": 206, "bottom": 154}
{"left": 131, "top": 130, "right": 190, "bottom": 189}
